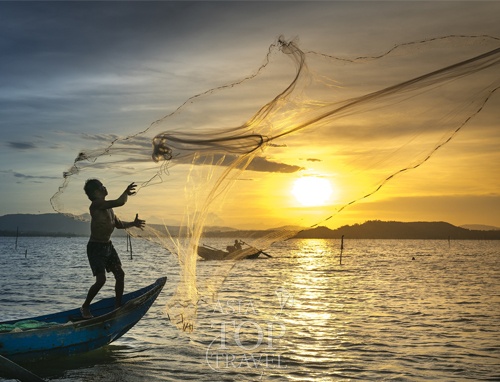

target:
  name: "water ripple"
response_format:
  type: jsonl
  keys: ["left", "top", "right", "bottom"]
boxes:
{"left": 1, "top": 238, "right": 500, "bottom": 381}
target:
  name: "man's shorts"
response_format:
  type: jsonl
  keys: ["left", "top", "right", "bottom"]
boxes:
{"left": 87, "top": 241, "right": 122, "bottom": 276}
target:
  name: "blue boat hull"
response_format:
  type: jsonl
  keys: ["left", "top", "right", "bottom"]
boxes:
{"left": 0, "top": 277, "right": 167, "bottom": 363}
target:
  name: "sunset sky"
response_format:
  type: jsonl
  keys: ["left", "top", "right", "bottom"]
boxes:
{"left": 1, "top": 2, "right": 500, "bottom": 230}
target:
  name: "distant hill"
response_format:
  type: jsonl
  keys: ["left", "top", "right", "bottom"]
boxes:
{"left": 293, "top": 220, "right": 500, "bottom": 240}
{"left": 0, "top": 213, "right": 236, "bottom": 238}
{"left": 0, "top": 213, "right": 90, "bottom": 237}
{"left": 2, "top": 214, "right": 500, "bottom": 240}
{"left": 459, "top": 224, "right": 500, "bottom": 231}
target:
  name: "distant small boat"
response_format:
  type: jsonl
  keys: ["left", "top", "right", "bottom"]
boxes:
{"left": 197, "top": 245, "right": 262, "bottom": 260}
{"left": 0, "top": 277, "right": 166, "bottom": 363}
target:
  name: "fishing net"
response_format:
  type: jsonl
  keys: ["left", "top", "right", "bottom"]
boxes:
{"left": 51, "top": 35, "right": 500, "bottom": 332}
{"left": 0, "top": 320, "right": 61, "bottom": 333}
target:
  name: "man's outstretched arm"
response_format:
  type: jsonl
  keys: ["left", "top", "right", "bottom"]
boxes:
{"left": 115, "top": 214, "right": 146, "bottom": 230}
{"left": 94, "top": 183, "right": 138, "bottom": 210}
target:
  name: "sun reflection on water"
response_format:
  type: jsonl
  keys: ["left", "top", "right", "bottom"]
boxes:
{"left": 280, "top": 239, "right": 355, "bottom": 365}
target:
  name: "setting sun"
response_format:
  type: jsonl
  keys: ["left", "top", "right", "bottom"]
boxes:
{"left": 292, "top": 177, "right": 333, "bottom": 207}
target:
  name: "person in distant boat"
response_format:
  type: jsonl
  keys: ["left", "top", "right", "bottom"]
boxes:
{"left": 234, "top": 240, "right": 242, "bottom": 251}
{"left": 80, "top": 179, "right": 145, "bottom": 319}
{"left": 226, "top": 240, "right": 243, "bottom": 253}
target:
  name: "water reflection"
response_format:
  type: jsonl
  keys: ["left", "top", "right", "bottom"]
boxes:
{"left": 280, "top": 239, "right": 351, "bottom": 368}
{"left": 2, "top": 238, "right": 500, "bottom": 381}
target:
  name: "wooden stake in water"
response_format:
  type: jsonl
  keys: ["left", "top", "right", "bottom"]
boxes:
{"left": 25, "top": 249, "right": 27, "bottom": 259}
{"left": 129, "top": 234, "right": 133, "bottom": 260}
{"left": 15, "top": 226, "right": 19, "bottom": 250}
{"left": 340, "top": 235, "right": 344, "bottom": 265}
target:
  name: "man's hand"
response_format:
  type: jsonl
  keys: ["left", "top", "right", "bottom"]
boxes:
{"left": 133, "top": 213, "right": 146, "bottom": 230}
{"left": 125, "top": 182, "right": 137, "bottom": 196}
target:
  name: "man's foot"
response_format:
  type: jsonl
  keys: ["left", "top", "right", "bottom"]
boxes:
{"left": 80, "top": 306, "right": 94, "bottom": 319}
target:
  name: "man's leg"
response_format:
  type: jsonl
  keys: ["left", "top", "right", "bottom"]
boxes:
{"left": 110, "top": 265, "right": 125, "bottom": 309}
{"left": 81, "top": 273, "right": 106, "bottom": 317}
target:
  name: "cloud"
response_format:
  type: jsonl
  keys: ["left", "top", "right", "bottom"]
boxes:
{"left": 56, "top": 131, "right": 152, "bottom": 149}
{"left": 6, "top": 140, "right": 66, "bottom": 151}
{"left": 0, "top": 170, "right": 59, "bottom": 181}
{"left": 6, "top": 142, "right": 37, "bottom": 150}
{"left": 189, "top": 154, "right": 304, "bottom": 174}
{"left": 306, "top": 158, "right": 322, "bottom": 162}
{"left": 247, "top": 156, "right": 304, "bottom": 173}
{"left": 71, "top": 152, "right": 304, "bottom": 176}
{"left": 76, "top": 133, "right": 121, "bottom": 143}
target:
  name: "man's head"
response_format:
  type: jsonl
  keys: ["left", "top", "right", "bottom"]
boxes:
{"left": 84, "top": 179, "right": 107, "bottom": 201}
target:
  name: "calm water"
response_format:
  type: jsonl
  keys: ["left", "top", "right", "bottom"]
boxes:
{"left": 1, "top": 236, "right": 500, "bottom": 381}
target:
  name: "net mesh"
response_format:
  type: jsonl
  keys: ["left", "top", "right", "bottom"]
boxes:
{"left": 51, "top": 35, "right": 500, "bottom": 332}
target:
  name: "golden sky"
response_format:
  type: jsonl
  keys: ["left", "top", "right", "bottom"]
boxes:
{"left": 1, "top": 2, "right": 499, "bottom": 230}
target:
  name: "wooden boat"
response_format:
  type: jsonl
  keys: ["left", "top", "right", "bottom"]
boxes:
{"left": 0, "top": 277, "right": 166, "bottom": 364}
{"left": 197, "top": 245, "right": 262, "bottom": 260}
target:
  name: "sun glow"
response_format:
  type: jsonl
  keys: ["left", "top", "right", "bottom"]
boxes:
{"left": 292, "top": 177, "right": 333, "bottom": 207}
